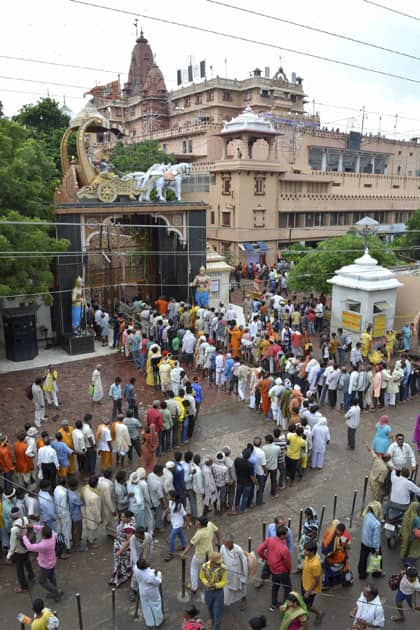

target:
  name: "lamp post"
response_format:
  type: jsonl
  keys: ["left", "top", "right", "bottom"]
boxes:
{"left": 354, "top": 216, "right": 379, "bottom": 251}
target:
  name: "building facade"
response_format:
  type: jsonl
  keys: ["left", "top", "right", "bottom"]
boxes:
{"left": 90, "top": 34, "right": 420, "bottom": 265}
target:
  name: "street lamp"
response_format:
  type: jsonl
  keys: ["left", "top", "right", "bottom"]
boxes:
{"left": 354, "top": 216, "right": 379, "bottom": 251}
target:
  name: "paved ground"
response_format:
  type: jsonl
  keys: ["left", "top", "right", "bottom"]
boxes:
{"left": 1, "top": 350, "right": 419, "bottom": 629}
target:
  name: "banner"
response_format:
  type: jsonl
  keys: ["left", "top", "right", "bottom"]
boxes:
{"left": 84, "top": 80, "right": 120, "bottom": 100}
{"left": 342, "top": 310, "right": 362, "bottom": 333}
{"left": 373, "top": 313, "right": 386, "bottom": 338}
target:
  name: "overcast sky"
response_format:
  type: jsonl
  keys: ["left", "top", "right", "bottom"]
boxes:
{"left": 2, "top": 0, "right": 420, "bottom": 139}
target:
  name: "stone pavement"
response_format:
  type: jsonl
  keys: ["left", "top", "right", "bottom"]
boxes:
{"left": 0, "top": 353, "right": 419, "bottom": 628}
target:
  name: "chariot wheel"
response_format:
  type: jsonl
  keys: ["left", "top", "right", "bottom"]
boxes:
{"left": 97, "top": 181, "right": 118, "bottom": 203}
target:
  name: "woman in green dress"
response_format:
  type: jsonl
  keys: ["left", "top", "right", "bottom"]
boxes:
{"left": 279, "top": 592, "right": 308, "bottom": 630}
{"left": 400, "top": 501, "right": 420, "bottom": 566}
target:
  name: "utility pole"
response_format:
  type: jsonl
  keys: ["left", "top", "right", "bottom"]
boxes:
{"left": 360, "top": 106, "right": 366, "bottom": 136}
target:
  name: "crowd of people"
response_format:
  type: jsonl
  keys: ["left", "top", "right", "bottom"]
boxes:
{"left": 1, "top": 285, "right": 420, "bottom": 629}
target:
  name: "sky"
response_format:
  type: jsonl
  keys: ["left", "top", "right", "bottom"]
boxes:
{"left": 2, "top": 0, "right": 420, "bottom": 139}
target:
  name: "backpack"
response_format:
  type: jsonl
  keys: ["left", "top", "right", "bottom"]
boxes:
{"left": 25, "top": 385, "right": 33, "bottom": 400}
{"left": 388, "top": 572, "right": 403, "bottom": 591}
{"left": 46, "top": 611, "right": 60, "bottom": 630}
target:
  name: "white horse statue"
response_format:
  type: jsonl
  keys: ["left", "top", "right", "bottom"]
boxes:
{"left": 140, "top": 162, "right": 192, "bottom": 202}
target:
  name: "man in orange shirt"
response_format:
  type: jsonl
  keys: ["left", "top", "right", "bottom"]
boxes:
{"left": 0, "top": 434, "right": 15, "bottom": 494}
{"left": 14, "top": 430, "right": 33, "bottom": 488}
{"left": 155, "top": 296, "right": 169, "bottom": 316}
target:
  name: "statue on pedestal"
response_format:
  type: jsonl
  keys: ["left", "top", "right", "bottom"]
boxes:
{"left": 72, "top": 276, "right": 85, "bottom": 334}
{"left": 190, "top": 266, "right": 211, "bottom": 307}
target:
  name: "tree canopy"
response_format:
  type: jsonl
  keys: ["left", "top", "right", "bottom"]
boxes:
{"left": 13, "top": 97, "right": 71, "bottom": 174}
{"left": 0, "top": 117, "right": 59, "bottom": 219}
{"left": 111, "top": 139, "right": 176, "bottom": 173}
{"left": 0, "top": 211, "right": 69, "bottom": 305}
{"left": 392, "top": 209, "right": 420, "bottom": 262}
{"left": 286, "top": 232, "right": 399, "bottom": 294}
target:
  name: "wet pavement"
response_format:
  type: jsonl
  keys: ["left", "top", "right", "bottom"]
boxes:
{"left": 0, "top": 348, "right": 419, "bottom": 629}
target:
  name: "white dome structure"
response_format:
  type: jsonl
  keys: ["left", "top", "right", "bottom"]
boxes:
{"left": 69, "top": 100, "right": 110, "bottom": 129}
{"left": 221, "top": 106, "right": 277, "bottom": 136}
{"left": 328, "top": 248, "right": 402, "bottom": 341}
{"left": 328, "top": 249, "right": 402, "bottom": 292}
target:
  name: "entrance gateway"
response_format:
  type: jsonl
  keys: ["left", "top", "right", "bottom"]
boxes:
{"left": 54, "top": 102, "right": 207, "bottom": 352}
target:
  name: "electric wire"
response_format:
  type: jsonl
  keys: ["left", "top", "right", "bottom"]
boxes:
{"left": 0, "top": 54, "right": 125, "bottom": 76}
{"left": 206, "top": 0, "right": 420, "bottom": 62}
{"left": 69, "top": 0, "right": 420, "bottom": 86}
{"left": 0, "top": 75, "right": 91, "bottom": 90}
{"left": 362, "top": 0, "right": 420, "bottom": 22}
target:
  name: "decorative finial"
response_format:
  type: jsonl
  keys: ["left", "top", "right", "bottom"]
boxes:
{"left": 133, "top": 18, "right": 138, "bottom": 39}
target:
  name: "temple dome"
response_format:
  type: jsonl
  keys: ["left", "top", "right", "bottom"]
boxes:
{"left": 143, "top": 64, "right": 168, "bottom": 96}
{"left": 221, "top": 106, "right": 277, "bottom": 135}
{"left": 328, "top": 249, "right": 402, "bottom": 292}
{"left": 69, "top": 100, "right": 110, "bottom": 129}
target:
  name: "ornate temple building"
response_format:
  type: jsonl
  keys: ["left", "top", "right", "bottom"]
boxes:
{"left": 87, "top": 33, "right": 420, "bottom": 265}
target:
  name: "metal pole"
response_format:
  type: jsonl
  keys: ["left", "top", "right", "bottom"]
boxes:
{"left": 319, "top": 505, "right": 326, "bottom": 532}
{"left": 349, "top": 490, "right": 358, "bottom": 528}
{"left": 159, "top": 582, "right": 164, "bottom": 616}
{"left": 181, "top": 558, "right": 186, "bottom": 599}
{"left": 298, "top": 509, "right": 303, "bottom": 537}
{"left": 76, "top": 592, "right": 83, "bottom": 630}
{"left": 248, "top": 537, "right": 252, "bottom": 553}
{"left": 111, "top": 587, "right": 116, "bottom": 630}
{"left": 262, "top": 521, "right": 266, "bottom": 541}
{"left": 287, "top": 518, "right": 291, "bottom": 530}
{"left": 332, "top": 495, "right": 337, "bottom": 520}
{"left": 361, "top": 475, "right": 369, "bottom": 510}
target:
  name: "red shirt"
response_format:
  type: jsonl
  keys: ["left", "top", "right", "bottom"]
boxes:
{"left": 257, "top": 537, "right": 291, "bottom": 574}
{"left": 146, "top": 408, "right": 163, "bottom": 432}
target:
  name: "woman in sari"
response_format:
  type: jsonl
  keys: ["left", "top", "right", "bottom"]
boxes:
{"left": 141, "top": 425, "right": 159, "bottom": 475}
{"left": 321, "top": 520, "right": 353, "bottom": 588}
{"left": 109, "top": 510, "right": 136, "bottom": 587}
{"left": 400, "top": 501, "right": 420, "bottom": 565}
{"left": 296, "top": 507, "right": 319, "bottom": 571}
{"left": 371, "top": 415, "right": 392, "bottom": 455}
{"left": 279, "top": 592, "right": 308, "bottom": 630}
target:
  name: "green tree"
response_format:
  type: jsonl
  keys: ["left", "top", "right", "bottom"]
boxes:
{"left": 0, "top": 117, "right": 58, "bottom": 218}
{"left": 111, "top": 139, "right": 176, "bottom": 173}
{"left": 0, "top": 210, "right": 69, "bottom": 305}
{"left": 13, "top": 97, "right": 71, "bottom": 174}
{"left": 13, "top": 97, "right": 69, "bottom": 133}
{"left": 392, "top": 209, "right": 420, "bottom": 261}
{"left": 286, "top": 232, "right": 398, "bottom": 294}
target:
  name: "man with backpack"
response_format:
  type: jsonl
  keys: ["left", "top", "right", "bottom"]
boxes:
{"left": 7, "top": 507, "right": 35, "bottom": 592}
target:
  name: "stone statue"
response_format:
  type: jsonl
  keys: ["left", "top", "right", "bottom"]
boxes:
{"left": 140, "top": 162, "right": 192, "bottom": 202}
{"left": 71, "top": 276, "right": 85, "bottom": 334}
{"left": 190, "top": 265, "right": 211, "bottom": 307}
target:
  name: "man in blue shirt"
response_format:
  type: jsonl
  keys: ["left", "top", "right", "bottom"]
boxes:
{"left": 358, "top": 502, "right": 382, "bottom": 580}
{"left": 109, "top": 377, "right": 122, "bottom": 419}
{"left": 38, "top": 480, "right": 57, "bottom": 531}
{"left": 51, "top": 433, "right": 73, "bottom": 476}
{"left": 191, "top": 377, "right": 203, "bottom": 416}
{"left": 68, "top": 477, "right": 84, "bottom": 551}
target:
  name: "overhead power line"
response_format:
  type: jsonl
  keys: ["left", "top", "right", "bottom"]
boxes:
{"left": 207, "top": 0, "right": 420, "bottom": 61}
{"left": 69, "top": 0, "right": 420, "bottom": 86}
{"left": 362, "top": 0, "right": 420, "bottom": 22}
{"left": 0, "top": 74, "right": 90, "bottom": 90}
{"left": 0, "top": 87, "right": 85, "bottom": 101}
{"left": 0, "top": 54, "right": 125, "bottom": 76}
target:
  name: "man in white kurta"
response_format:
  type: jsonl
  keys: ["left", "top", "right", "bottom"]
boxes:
{"left": 91, "top": 365, "right": 104, "bottom": 403}
{"left": 53, "top": 478, "right": 72, "bottom": 552}
{"left": 81, "top": 477, "right": 102, "bottom": 546}
{"left": 220, "top": 534, "right": 248, "bottom": 607}
{"left": 98, "top": 469, "right": 117, "bottom": 536}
